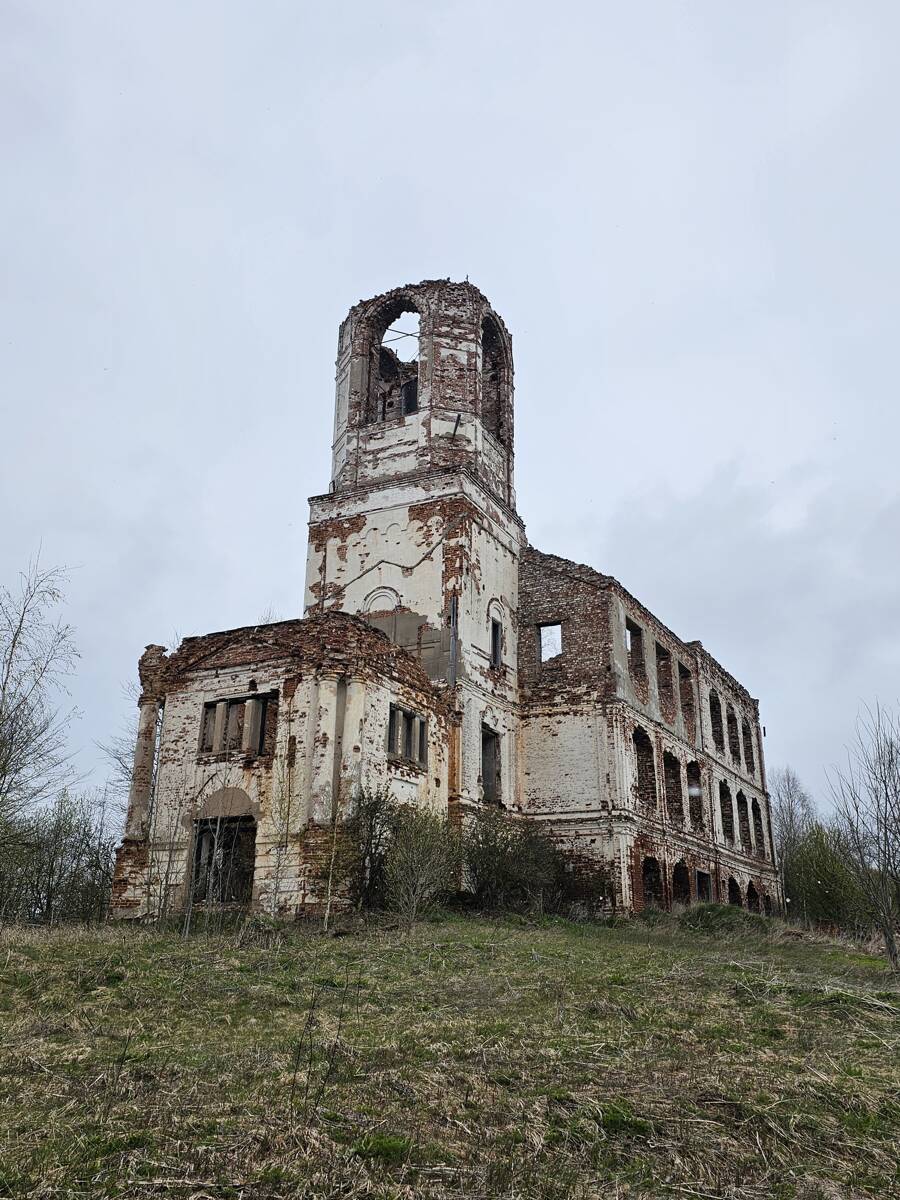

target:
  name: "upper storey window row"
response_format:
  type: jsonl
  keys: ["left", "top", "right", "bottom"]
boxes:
{"left": 623, "top": 617, "right": 697, "bottom": 739}
{"left": 198, "top": 691, "right": 278, "bottom": 759}
{"left": 708, "top": 687, "right": 758, "bottom": 778}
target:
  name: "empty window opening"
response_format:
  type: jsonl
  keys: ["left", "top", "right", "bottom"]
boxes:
{"left": 368, "top": 303, "right": 420, "bottom": 423}
{"left": 656, "top": 644, "right": 674, "bottom": 715}
{"left": 763, "top": 893, "right": 773, "bottom": 916}
{"left": 490, "top": 619, "right": 502, "bottom": 669}
{"left": 641, "top": 856, "right": 664, "bottom": 908}
{"left": 727, "top": 876, "right": 743, "bottom": 907}
{"left": 736, "top": 791, "right": 751, "bottom": 850}
{"left": 709, "top": 690, "right": 725, "bottom": 753}
{"left": 742, "top": 719, "right": 756, "bottom": 774}
{"left": 481, "top": 725, "right": 501, "bottom": 805}
{"left": 625, "top": 619, "right": 645, "bottom": 679}
{"left": 663, "top": 752, "right": 683, "bottom": 823}
{"left": 727, "top": 706, "right": 742, "bottom": 763}
{"left": 696, "top": 870, "right": 712, "bottom": 903}
{"left": 678, "top": 663, "right": 696, "bottom": 740}
{"left": 746, "top": 881, "right": 760, "bottom": 912}
{"left": 686, "top": 761, "right": 704, "bottom": 828}
{"left": 672, "top": 861, "right": 691, "bottom": 905}
{"left": 751, "top": 797, "right": 765, "bottom": 858}
{"left": 481, "top": 315, "right": 507, "bottom": 443}
{"left": 539, "top": 623, "right": 562, "bottom": 662}
{"left": 199, "top": 694, "right": 278, "bottom": 758}
{"left": 192, "top": 816, "right": 256, "bottom": 906}
{"left": 387, "top": 703, "right": 428, "bottom": 767}
{"left": 632, "top": 726, "right": 657, "bottom": 810}
{"left": 719, "top": 781, "right": 734, "bottom": 843}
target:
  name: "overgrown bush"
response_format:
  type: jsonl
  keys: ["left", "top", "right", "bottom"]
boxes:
{"left": 463, "top": 807, "right": 571, "bottom": 913}
{"left": 384, "top": 804, "right": 460, "bottom": 924}
{"left": 340, "top": 786, "right": 394, "bottom": 910}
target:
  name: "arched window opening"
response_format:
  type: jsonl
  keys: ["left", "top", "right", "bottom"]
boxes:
{"left": 727, "top": 876, "right": 743, "bottom": 907}
{"left": 632, "top": 727, "right": 657, "bottom": 810}
{"left": 742, "top": 719, "right": 756, "bottom": 774}
{"left": 709, "top": 690, "right": 725, "bottom": 753}
{"left": 642, "top": 856, "right": 664, "bottom": 907}
{"left": 736, "top": 791, "right": 751, "bottom": 851}
{"left": 687, "top": 761, "right": 704, "bottom": 828}
{"left": 481, "top": 316, "right": 507, "bottom": 443}
{"left": 672, "top": 861, "right": 691, "bottom": 905}
{"left": 367, "top": 302, "right": 420, "bottom": 423}
{"left": 663, "top": 752, "right": 683, "bottom": 823}
{"left": 719, "top": 781, "right": 734, "bottom": 843}
{"left": 751, "top": 798, "right": 765, "bottom": 858}
{"left": 727, "top": 706, "right": 742, "bottom": 763}
{"left": 746, "top": 881, "right": 760, "bottom": 912}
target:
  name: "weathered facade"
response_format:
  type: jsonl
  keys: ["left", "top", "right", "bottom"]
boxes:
{"left": 112, "top": 279, "right": 779, "bottom": 918}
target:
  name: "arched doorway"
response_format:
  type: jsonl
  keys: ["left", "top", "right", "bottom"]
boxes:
{"left": 672, "top": 861, "right": 691, "bottom": 905}
{"left": 642, "top": 857, "right": 664, "bottom": 908}
{"left": 727, "top": 876, "right": 742, "bottom": 907}
{"left": 746, "top": 882, "right": 760, "bottom": 912}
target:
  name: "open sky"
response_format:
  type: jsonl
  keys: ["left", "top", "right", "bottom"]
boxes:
{"left": 3, "top": 1, "right": 900, "bottom": 808}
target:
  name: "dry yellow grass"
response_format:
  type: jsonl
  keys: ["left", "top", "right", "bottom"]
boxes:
{"left": 0, "top": 908, "right": 897, "bottom": 1199}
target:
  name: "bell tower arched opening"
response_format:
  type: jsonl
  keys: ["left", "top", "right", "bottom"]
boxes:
{"left": 481, "top": 313, "right": 510, "bottom": 444}
{"left": 366, "top": 298, "right": 421, "bottom": 424}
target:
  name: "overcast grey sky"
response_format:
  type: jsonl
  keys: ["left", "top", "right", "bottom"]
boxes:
{"left": 3, "top": 1, "right": 899, "bottom": 806}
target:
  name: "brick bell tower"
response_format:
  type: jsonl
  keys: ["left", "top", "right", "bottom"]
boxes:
{"left": 304, "top": 279, "right": 525, "bottom": 813}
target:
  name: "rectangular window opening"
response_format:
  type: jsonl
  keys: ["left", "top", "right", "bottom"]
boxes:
{"left": 539, "top": 623, "right": 562, "bottom": 663}
{"left": 388, "top": 703, "right": 427, "bottom": 767}
{"left": 625, "top": 618, "right": 645, "bottom": 678}
{"left": 490, "top": 619, "right": 502, "bottom": 669}
{"left": 656, "top": 643, "right": 674, "bottom": 711}
{"left": 199, "top": 692, "right": 277, "bottom": 758}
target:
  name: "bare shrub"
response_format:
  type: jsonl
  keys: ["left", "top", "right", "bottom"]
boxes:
{"left": 384, "top": 804, "right": 460, "bottom": 924}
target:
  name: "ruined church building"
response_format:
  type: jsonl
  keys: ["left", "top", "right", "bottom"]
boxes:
{"left": 112, "top": 279, "right": 779, "bottom": 918}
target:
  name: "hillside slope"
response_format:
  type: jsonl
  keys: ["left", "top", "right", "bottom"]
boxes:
{"left": 1, "top": 910, "right": 897, "bottom": 1199}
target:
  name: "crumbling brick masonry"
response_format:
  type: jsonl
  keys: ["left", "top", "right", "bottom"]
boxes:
{"left": 112, "top": 279, "right": 779, "bottom": 918}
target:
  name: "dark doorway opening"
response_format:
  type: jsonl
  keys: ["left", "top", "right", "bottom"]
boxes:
{"left": 672, "top": 861, "right": 691, "bottom": 905}
{"left": 746, "top": 881, "right": 760, "bottom": 912}
{"left": 642, "top": 856, "right": 664, "bottom": 908}
{"left": 193, "top": 816, "right": 256, "bottom": 906}
{"left": 696, "top": 870, "right": 712, "bottom": 902}
{"left": 481, "top": 725, "right": 501, "bottom": 805}
{"left": 727, "top": 876, "right": 742, "bottom": 907}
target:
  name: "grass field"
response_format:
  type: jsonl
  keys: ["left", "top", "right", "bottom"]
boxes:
{"left": 1, "top": 907, "right": 898, "bottom": 1199}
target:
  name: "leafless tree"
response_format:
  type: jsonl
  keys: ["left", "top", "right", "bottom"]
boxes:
{"left": 828, "top": 705, "right": 900, "bottom": 970}
{"left": 769, "top": 766, "right": 815, "bottom": 894}
{"left": 0, "top": 556, "right": 78, "bottom": 840}
{"left": 96, "top": 679, "right": 140, "bottom": 815}
{"left": 0, "top": 787, "right": 118, "bottom": 925}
